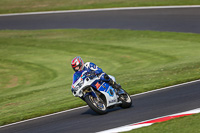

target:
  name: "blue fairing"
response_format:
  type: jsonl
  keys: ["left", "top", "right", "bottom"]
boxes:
{"left": 98, "top": 82, "right": 110, "bottom": 92}
{"left": 94, "top": 82, "right": 115, "bottom": 97}
{"left": 72, "top": 70, "right": 83, "bottom": 84}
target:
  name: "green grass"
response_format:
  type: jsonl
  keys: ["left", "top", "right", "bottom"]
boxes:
{"left": 1, "top": 0, "right": 200, "bottom": 14}
{"left": 125, "top": 113, "right": 200, "bottom": 133}
{"left": 0, "top": 29, "right": 200, "bottom": 126}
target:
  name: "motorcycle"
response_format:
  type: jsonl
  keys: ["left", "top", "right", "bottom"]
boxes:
{"left": 71, "top": 70, "right": 132, "bottom": 114}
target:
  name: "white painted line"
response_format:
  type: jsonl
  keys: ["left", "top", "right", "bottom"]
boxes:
{"left": 0, "top": 105, "right": 88, "bottom": 128}
{"left": 97, "top": 108, "right": 200, "bottom": 133}
{"left": 0, "top": 79, "right": 199, "bottom": 129}
{"left": 0, "top": 5, "right": 200, "bottom": 17}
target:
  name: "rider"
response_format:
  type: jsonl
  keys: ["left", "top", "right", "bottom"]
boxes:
{"left": 71, "top": 56, "right": 122, "bottom": 93}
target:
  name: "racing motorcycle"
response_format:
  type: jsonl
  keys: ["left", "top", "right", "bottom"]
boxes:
{"left": 71, "top": 70, "right": 132, "bottom": 114}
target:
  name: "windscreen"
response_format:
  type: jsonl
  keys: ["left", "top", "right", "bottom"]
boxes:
{"left": 72, "top": 71, "right": 83, "bottom": 84}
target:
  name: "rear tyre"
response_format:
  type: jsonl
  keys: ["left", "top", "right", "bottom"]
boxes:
{"left": 85, "top": 95, "right": 107, "bottom": 115}
{"left": 119, "top": 90, "right": 132, "bottom": 108}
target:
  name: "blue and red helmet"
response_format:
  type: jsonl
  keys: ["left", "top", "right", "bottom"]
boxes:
{"left": 71, "top": 56, "right": 84, "bottom": 72}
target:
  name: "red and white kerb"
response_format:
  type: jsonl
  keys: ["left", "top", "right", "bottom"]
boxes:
{"left": 98, "top": 108, "right": 200, "bottom": 133}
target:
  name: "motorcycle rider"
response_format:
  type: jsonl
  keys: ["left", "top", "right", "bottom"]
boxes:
{"left": 71, "top": 56, "right": 122, "bottom": 93}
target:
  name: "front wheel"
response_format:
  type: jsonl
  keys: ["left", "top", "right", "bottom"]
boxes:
{"left": 119, "top": 90, "right": 132, "bottom": 108}
{"left": 85, "top": 95, "right": 107, "bottom": 115}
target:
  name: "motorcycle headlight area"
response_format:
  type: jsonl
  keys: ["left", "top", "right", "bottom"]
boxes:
{"left": 74, "top": 80, "right": 84, "bottom": 91}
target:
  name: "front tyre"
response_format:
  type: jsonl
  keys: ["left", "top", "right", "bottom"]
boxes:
{"left": 85, "top": 95, "right": 107, "bottom": 115}
{"left": 119, "top": 90, "right": 132, "bottom": 108}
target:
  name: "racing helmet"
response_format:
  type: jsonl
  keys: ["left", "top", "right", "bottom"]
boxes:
{"left": 71, "top": 56, "right": 84, "bottom": 72}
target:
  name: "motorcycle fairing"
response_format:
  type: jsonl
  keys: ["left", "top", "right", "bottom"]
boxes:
{"left": 72, "top": 71, "right": 83, "bottom": 84}
{"left": 96, "top": 82, "right": 119, "bottom": 107}
{"left": 98, "top": 82, "right": 114, "bottom": 97}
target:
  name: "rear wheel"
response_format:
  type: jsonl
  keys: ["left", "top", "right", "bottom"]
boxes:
{"left": 119, "top": 90, "right": 132, "bottom": 108}
{"left": 85, "top": 95, "right": 107, "bottom": 115}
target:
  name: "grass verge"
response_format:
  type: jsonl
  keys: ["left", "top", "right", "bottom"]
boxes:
{"left": 1, "top": 0, "right": 200, "bottom": 14}
{"left": 0, "top": 29, "right": 200, "bottom": 125}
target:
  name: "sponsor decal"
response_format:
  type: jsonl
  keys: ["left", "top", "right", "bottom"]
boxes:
{"left": 102, "top": 85, "right": 106, "bottom": 89}
{"left": 109, "top": 100, "right": 116, "bottom": 103}
{"left": 95, "top": 82, "right": 101, "bottom": 89}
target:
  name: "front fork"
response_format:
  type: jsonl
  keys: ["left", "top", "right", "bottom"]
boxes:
{"left": 82, "top": 87, "right": 100, "bottom": 101}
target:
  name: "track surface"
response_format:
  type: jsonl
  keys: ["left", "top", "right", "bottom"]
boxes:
{"left": 0, "top": 7, "right": 200, "bottom": 33}
{"left": 1, "top": 80, "right": 200, "bottom": 133}
{"left": 0, "top": 7, "right": 200, "bottom": 133}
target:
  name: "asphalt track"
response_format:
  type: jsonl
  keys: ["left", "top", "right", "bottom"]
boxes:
{"left": 0, "top": 6, "right": 200, "bottom": 133}
{"left": 0, "top": 6, "right": 200, "bottom": 33}
{"left": 1, "top": 80, "right": 200, "bottom": 133}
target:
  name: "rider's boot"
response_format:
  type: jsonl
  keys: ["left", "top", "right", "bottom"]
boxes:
{"left": 109, "top": 79, "right": 122, "bottom": 93}
{"left": 104, "top": 74, "right": 123, "bottom": 95}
